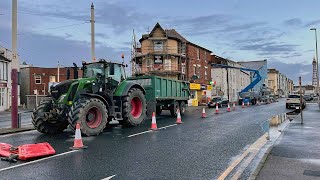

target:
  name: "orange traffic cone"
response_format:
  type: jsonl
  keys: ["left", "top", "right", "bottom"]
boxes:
{"left": 247, "top": 101, "right": 250, "bottom": 107}
{"left": 227, "top": 103, "right": 231, "bottom": 112}
{"left": 70, "top": 122, "right": 87, "bottom": 150}
{"left": 242, "top": 101, "right": 245, "bottom": 108}
{"left": 233, "top": 102, "right": 236, "bottom": 111}
{"left": 150, "top": 112, "right": 158, "bottom": 130}
{"left": 201, "top": 107, "right": 207, "bottom": 118}
{"left": 176, "top": 109, "right": 183, "bottom": 124}
{"left": 215, "top": 104, "right": 219, "bottom": 114}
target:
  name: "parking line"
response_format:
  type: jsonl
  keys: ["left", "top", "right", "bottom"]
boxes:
{"left": 127, "top": 124, "right": 178, "bottom": 138}
{"left": 0, "top": 150, "right": 78, "bottom": 172}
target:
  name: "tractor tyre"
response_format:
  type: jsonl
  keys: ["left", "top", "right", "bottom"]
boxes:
{"left": 32, "top": 99, "right": 68, "bottom": 134}
{"left": 121, "top": 88, "right": 147, "bottom": 127}
{"left": 68, "top": 98, "right": 108, "bottom": 136}
{"left": 179, "top": 101, "right": 187, "bottom": 116}
{"left": 170, "top": 101, "right": 179, "bottom": 117}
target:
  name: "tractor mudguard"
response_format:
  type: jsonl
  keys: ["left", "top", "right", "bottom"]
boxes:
{"left": 114, "top": 81, "right": 146, "bottom": 97}
{"left": 80, "top": 93, "right": 109, "bottom": 107}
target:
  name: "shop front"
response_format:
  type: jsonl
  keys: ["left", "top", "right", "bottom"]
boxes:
{"left": 189, "top": 83, "right": 212, "bottom": 106}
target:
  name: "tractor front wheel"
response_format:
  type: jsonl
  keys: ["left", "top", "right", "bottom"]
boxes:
{"left": 121, "top": 88, "right": 147, "bottom": 127}
{"left": 69, "top": 98, "right": 108, "bottom": 136}
{"left": 32, "top": 99, "right": 68, "bottom": 134}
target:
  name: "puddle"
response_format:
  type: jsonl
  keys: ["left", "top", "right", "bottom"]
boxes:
{"left": 260, "top": 113, "right": 292, "bottom": 142}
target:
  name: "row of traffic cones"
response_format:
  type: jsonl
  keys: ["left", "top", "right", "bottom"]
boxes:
{"left": 150, "top": 109, "right": 183, "bottom": 130}
{"left": 201, "top": 102, "right": 237, "bottom": 118}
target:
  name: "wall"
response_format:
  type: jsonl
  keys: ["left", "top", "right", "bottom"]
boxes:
{"left": 186, "top": 44, "right": 211, "bottom": 85}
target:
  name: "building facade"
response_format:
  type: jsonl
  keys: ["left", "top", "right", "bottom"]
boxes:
{"left": 211, "top": 55, "right": 250, "bottom": 102}
{"left": 20, "top": 66, "right": 82, "bottom": 105}
{"left": 0, "top": 54, "right": 11, "bottom": 111}
{"left": 134, "top": 23, "right": 212, "bottom": 106}
{"left": 267, "top": 68, "right": 279, "bottom": 95}
{"left": 268, "top": 68, "right": 293, "bottom": 96}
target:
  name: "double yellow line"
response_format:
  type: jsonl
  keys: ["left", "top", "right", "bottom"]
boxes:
{"left": 218, "top": 133, "right": 268, "bottom": 180}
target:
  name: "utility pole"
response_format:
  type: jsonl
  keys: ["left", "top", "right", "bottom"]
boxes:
{"left": 57, "top": 61, "right": 60, "bottom": 82}
{"left": 11, "top": 0, "right": 19, "bottom": 128}
{"left": 90, "top": 3, "right": 95, "bottom": 62}
{"left": 299, "top": 76, "right": 303, "bottom": 124}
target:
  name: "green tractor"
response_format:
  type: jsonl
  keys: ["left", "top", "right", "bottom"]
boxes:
{"left": 32, "top": 60, "right": 147, "bottom": 136}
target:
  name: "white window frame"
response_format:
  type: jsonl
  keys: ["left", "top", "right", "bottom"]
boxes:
{"left": 0, "top": 87, "right": 4, "bottom": 106}
{"left": 204, "top": 51, "right": 207, "bottom": 62}
{"left": 204, "top": 66, "right": 208, "bottom": 80}
{"left": 153, "top": 41, "right": 164, "bottom": 51}
{"left": 35, "top": 75, "right": 42, "bottom": 84}
{"left": 49, "top": 75, "right": 56, "bottom": 82}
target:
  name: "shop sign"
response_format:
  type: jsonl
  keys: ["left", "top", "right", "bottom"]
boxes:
{"left": 190, "top": 83, "right": 201, "bottom": 90}
{"left": 0, "top": 83, "right": 7, "bottom": 88}
{"left": 207, "top": 85, "right": 212, "bottom": 91}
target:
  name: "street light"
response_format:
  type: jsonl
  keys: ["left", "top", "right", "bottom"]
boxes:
{"left": 310, "top": 28, "right": 320, "bottom": 106}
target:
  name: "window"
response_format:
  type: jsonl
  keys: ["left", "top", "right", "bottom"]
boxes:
{"left": 0, "top": 62, "right": 3, "bottom": 80}
{"left": 182, "top": 66, "right": 186, "bottom": 74}
{"left": 204, "top": 51, "right": 207, "bottom": 62}
{"left": 49, "top": 76, "right": 56, "bottom": 82}
{"left": 153, "top": 41, "right": 164, "bottom": 51}
{"left": 197, "top": 48, "right": 200, "bottom": 60}
{"left": 205, "top": 69, "right": 208, "bottom": 80}
{"left": 194, "top": 66, "right": 197, "bottom": 75}
{"left": 0, "top": 88, "right": 4, "bottom": 106}
{"left": 35, "top": 75, "right": 41, "bottom": 84}
{"left": 198, "top": 67, "right": 201, "bottom": 78}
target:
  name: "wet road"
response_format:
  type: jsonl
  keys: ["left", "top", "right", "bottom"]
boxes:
{"left": 0, "top": 100, "right": 289, "bottom": 180}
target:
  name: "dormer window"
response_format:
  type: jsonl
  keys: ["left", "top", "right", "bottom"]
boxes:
{"left": 154, "top": 41, "right": 164, "bottom": 51}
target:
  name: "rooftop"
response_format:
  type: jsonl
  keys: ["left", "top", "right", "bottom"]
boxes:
{"left": 238, "top": 60, "right": 267, "bottom": 70}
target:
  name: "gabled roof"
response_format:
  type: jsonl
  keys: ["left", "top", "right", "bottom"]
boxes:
{"left": 238, "top": 60, "right": 267, "bottom": 70}
{"left": 149, "top": 22, "right": 166, "bottom": 37}
{"left": 0, "top": 54, "right": 11, "bottom": 62}
{"left": 165, "top": 29, "right": 187, "bottom": 42}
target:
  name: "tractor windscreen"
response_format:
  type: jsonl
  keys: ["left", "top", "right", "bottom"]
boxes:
{"left": 83, "top": 63, "right": 105, "bottom": 78}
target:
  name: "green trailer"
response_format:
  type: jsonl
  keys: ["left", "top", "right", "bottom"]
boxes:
{"left": 126, "top": 75, "right": 190, "bottom": 117}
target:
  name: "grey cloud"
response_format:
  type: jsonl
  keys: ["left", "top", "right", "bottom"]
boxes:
{"left": 283, "top": 18, "right": 303, "bottom": 27}
{"left": 304, "top": 19, "right": 320, "bottom": 27}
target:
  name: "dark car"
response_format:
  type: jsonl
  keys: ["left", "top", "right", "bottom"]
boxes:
{"left": 208, "top": 96, "right": 229, "bottom": 108}
{"left": 303, "top": 94, "right": 313, "bottom": 101}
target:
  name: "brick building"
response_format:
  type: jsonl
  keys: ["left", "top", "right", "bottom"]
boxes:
{"left": 20, "top": 66, "right": 82, "bottom": 105}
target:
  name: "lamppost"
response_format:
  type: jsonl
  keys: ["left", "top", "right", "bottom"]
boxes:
{"left": 310, "top": 28, "right": 320, "bottom": 106}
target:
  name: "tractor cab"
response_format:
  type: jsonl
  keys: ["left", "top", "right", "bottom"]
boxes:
{"left": 82, "top": 60, "right": 126, "bottom": 84}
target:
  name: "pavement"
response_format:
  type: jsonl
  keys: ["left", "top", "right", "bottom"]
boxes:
{"left": 0, "top": 100, "right": 289, "bottom": 180}
{"left": 256, "top": 103, "right": 320, "bottom": 180}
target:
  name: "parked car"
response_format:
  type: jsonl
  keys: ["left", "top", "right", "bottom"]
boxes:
{"left": 286, "top": 94, "right": 306, "bottom": 109}
{"left": 208, "top": 96, "right": 229, "bottom": 108}
{"left": 303, "top": 94, "right": 313, "bottom": 101}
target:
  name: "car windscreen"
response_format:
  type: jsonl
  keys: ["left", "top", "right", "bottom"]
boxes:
{"left": 288, "top": 95, "right": 300, "bottom": 98}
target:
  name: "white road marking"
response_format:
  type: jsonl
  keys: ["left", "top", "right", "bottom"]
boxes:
{"left": 127, "top": 130, "right": 153, "bottom": 138}
{"left": 158, "top": 124, "right": 177, "bottom": 130}
{"left": 0, "top": 150, "right": 78, "bottom": 172}
{"left": 101, "top": 174, "right": 116, "bottom": 180}
{"left": 127, "top": 124, "right": 178, "bottom": 138}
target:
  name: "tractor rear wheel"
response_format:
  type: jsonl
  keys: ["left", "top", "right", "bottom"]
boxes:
{"left": 179, "top": 101, "right": 186, "bottom": 116}
{"left": 32, "top": 99, "right": 68, "bottom": 134}
{"left": 68, "top": 98, "right": 108, "bottom": 136}
{"left": 121, "top": 88, "right": 147, "bottom": 127}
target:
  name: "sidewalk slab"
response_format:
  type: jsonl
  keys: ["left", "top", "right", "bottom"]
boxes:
{"left": 256, "top": 104, "right": 320, "bottom": 180}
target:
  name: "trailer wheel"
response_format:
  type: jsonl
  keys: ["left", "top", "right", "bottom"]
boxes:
{"left": 121, "top": 88, "right": 147, "bottom": 127}
{"left": 156, "top": 106, "right": 162, "bottom": 116}
{"left": 170, "top": 101, "right": 179, "bottom": 117}
{"left": 32, "top": 99, "right": 68, "bottom": 134}
{"left": 179, "top": 101, "right": 186, "bottom": 116}
{"left": 68, "top": 98, "right": 108, "bottom": 136}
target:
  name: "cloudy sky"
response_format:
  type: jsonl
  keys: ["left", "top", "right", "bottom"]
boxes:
{"left": 1, "top": 0, "right": 319, "bottom": 84}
